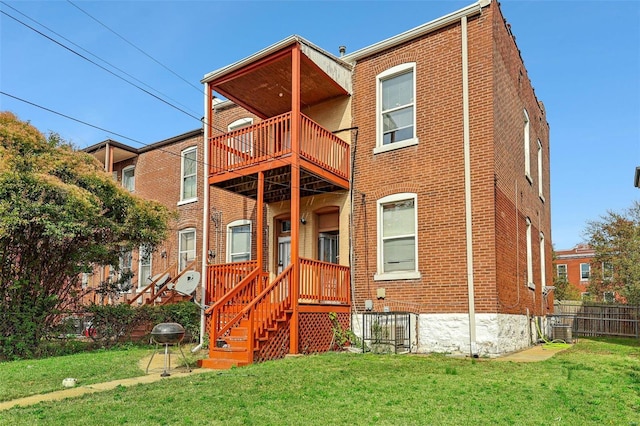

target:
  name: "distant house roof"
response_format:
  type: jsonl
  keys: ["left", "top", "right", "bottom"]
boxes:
{"left": 556, "top": 244, "right": 595, "bottom": 260}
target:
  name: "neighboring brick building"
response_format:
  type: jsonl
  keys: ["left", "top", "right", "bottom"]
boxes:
{"left": 84, "top": 0, "right": 552, "bottom": 360}
{"left": 83, "top": 129, "right": 205, "bottom": 304}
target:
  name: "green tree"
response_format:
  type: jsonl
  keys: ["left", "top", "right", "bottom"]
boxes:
{"left": 584, "top": 201, "right": 640, "bottom": 304}
{"left": 0, "top": 112, "right": 172, "bottom": 359}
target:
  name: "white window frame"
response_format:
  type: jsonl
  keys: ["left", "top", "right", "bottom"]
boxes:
{"left": 226, "top": 219, "right": 252, "bottom": 263}
{"left": 526, "top": 217, "right": 534, "bottom": 289}
{"left": 178, "top": 228, "right": 196, "bottom": 272}
{"left": 580, "top": 263, "right": 590, "bottom": 281}
{"left": 374, "top": 193, "right": 420, "bottom": 281}
{"left": 122, "top": 165, "right": 135, "bottom": 192}
{"left": 537, "top": 140, "right": 544, "bottom": 201}
{"left": 138, "top": 244, "right": 152, "bottom": 289}
{"left": 557, "top": 264, "right": 567, "bottom": 279}
{"left": 374, "top": 63, "right": 418, "bottom": 154}
{"left": 179, "top": 146, "right": 197, "bottom": 205}
{"left": 539, "top": 232, "right": 546, "bottom": 290}
{"left": 524, "top": 109, "right": 532, "bottom": 182}
{"left": 602, "top": 262, "right": 613, "bottom": 280}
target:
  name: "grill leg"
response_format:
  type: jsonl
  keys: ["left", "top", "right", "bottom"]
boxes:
{"left": 161, "top": 344, "right": 171, "bottom": 377}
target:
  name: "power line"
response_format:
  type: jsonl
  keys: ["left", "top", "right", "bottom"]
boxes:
{"left": 66, "top": 0, "right": 202, "bottom": 94}
{"left": 1, "top": 91, "right": 351, "bottom": 197}
{"left": 0, "top": 1, "right": 201, "bottom": 119}
{"left": 0, "top": 9, "right": 202, "bottom": 122}
{"left": 2, "top": 7, "right": 304, "bottom": 174}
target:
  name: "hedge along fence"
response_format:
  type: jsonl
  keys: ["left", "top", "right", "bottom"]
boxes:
{"left": 83, "top": 302, "right": 201, "bottom": 348}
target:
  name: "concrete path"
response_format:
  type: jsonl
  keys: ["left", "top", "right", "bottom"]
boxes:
{"left": 0, "top": 350, "right": 213, "bottom": 412}
{"left": 493, "top": 343, "right": 570, "bottom": 362}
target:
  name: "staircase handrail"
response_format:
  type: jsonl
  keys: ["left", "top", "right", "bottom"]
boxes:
{"left": 145, "top": 259, "right": 198, "bottom": 305}
{"left": 127, "top": 262, "right": 176, "bottom": 305}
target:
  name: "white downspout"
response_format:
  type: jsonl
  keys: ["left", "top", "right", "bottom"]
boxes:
{"left": 194, "top": 83, "right": 211, "bottom": 353}
{"left": 462, "top": 15, "right": 478, "bottom": 357}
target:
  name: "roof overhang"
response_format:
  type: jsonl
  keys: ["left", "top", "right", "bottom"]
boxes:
{"left": 202, "top": 36, "right": 352, "bottom": 119}
{"left": 635, "top": 166, "right": 640, "bottom": 188}
{"left": 342, "top": 0, "right": 490, "bottom": 63}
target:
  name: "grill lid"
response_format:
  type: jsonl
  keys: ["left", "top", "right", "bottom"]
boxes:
{"left": 150, "top": 322, "right": 185, "bottom": 344}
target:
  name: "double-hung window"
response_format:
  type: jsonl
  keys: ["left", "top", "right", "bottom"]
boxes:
{"left": 180, "top": 147, "right": 197, "bottom": 203}
{"left": 526, "top": 217, "right": 534, "bottom": 289}
{"left": 537, "top": 140, "right": 544, "bottom": 200}
{"left": 524, "top": 109, "right": 531, "bottom": 182}
{"left": 138, "top": 245, "right": 152, "bottom": 289}
{"left": 557, "top": 264, "right": 567, "bottom": 280}
{"left": 179, "top": 228, "right": 196, "bottom": 271}
{"left": 580, "top": 263, "right": 590, "bottom": 281}
{"left": 227, "top": 219, "right": 251, "bottom": 263}
{"left": 375, "top": 193, "right": 419, "bottom": 280}
{"left": 122, "top": 166, "right": 135, "bottom": 192}
{"left": 375, "top": 63, "right": 417, "bottom": 154}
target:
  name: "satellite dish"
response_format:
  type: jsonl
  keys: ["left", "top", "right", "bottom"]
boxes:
{"left": 174, "top": 271, "right": 200, "bottom": 296}
{"left": 148, "top": 273, "right": 170, "bottom": 289}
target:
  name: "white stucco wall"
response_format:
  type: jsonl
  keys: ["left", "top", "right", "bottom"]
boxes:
{"left": 353, "top": 312, "right": 541, "bottom": 357}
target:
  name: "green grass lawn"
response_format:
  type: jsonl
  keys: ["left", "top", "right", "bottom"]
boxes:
{"left": 1, "top": 338, "right": 639, "bottom": 425}
{"left": 0, "top": 346, "right": 152, "bottom": 402}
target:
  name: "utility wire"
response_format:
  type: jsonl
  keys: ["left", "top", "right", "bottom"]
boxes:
{"left": 2, "top": 7, "right": 306, "bottom": 174}
{"left": 1, "top": 91, "right": 351, "bottom": 197}
{"left": 0, "top": 9, "right": 202, "bottom": 122}
{"left": 0, "top": 1, "right": 200, "bottom": 119}
{"left": 66, "top": 0, "right": 202, "bottom": 94}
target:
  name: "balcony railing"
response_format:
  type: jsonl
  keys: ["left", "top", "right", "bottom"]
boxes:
{"left": 209, "top": 112, "right": 349, "bottom": 180}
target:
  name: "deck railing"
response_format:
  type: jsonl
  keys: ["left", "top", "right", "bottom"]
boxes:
{"left": 206, "top": 261, "right": 258, "bottom": 305}
{"left": 299, "top": 258, "right": 350, "bottom": 305}
{"left": 209, "top": 112, "right": 349, "bottom": 180}
{"left": 206, "top": 267, "right": 267, "bottom": 343}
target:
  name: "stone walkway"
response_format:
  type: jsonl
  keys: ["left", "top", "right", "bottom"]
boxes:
{"left": 0, "top": 349, "right": 212, "bottom": 412}
{"left": 0, "top": 343, "right": 569, "bottom": 411}
{"left": 493, "top": 343, "right": 570, "bottom": 362}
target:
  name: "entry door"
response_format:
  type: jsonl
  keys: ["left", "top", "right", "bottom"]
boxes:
{"left": 277, "top": 236, "right": 291, "bottom": 274}
{"left": 318, "top": 231, "right": 339, "bottom": 264}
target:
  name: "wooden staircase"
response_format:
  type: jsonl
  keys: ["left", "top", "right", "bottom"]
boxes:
{"left": 200, "top": 265, "right": 293, "bottom": 370}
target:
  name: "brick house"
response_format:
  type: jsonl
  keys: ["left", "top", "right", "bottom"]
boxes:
{"left": 82, "top": 0, "right": 552, "bottom": 362}
{"left": 197, "top": 0, "right": 552, "bottom": 366}
{"left": 554, "top": 244, "right": 595, "bottom": 298}
{"left": 83, "top": 129, "right": 206, "bottom": 305}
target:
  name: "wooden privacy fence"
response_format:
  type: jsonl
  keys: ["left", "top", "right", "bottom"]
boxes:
{"left": 552, "top": 302, "right": 640, "bottom": 338}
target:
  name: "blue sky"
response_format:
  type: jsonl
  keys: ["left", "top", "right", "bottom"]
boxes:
{"left": 1, "top": 0, "right": 639, "bottom": 250}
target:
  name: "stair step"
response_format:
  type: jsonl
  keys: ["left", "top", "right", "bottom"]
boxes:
{"left": 230, "top": 327, "right": 248, "bottom": 337}
{"left": 210, "top": 348, "right": 251, "bottom": 362}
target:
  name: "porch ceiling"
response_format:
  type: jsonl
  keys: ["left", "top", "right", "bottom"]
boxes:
{"left": 209, "top": 45, "right": 351, "bottom": 119}
{"left": 213, "top": 166, "right": 345, "bottom": 203}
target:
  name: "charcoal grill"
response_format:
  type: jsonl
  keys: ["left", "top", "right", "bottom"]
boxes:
{"left": 145, "top": 322, "right": 191, "bottom": 377}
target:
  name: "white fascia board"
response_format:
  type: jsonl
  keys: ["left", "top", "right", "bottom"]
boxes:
{"left": 342, "top": 0, "right": 490, "bottom": 63}
{"left": 201, "top": 35, "right": 351, "bottom": 85}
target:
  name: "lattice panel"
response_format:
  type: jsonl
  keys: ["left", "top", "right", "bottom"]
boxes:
{"left": 254, "top": 317, "right": 291, "bottom": 363}
{"left": 299, "top": 312, "right": 349, "bottom": 354}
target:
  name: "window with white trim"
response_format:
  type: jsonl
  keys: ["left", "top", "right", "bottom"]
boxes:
{"left": 526, "top": 217, "right": 534, "bottom": 289}
{"left": 539, "top": 232, "right": 546, "bottom": 290}
{"left": 537, "top": 140, "right": 544, "bottom": 200}
{"left": 178, "top": 228, "right": 196, "bottom": 271}
{"left": 227, "top": 219, "right": 252, "bottom": 263}
{"left": 180, "top": 147, "right": 197, "bottom": 202}
{"left": 122, "top": 166, "right": 135, "bottom": 192}
{"left": 375, "top": 193, "right": 419, "bottom": 280}
{"left": 138, "top": 245, "right": 152, "bottom": 289}
{"left": 524, "top": 109, "right": 531, "bottom": 181}
{"left": 603, "top": 262, "right": 613, "bottom": 280}
{"left": 228, "top": 118, "right": 254, "bottom": 166}
{"left": 375, "top": 63, "right": 418, "bottom": 154}
{"left": 557, "top": 264, "right": 567, "bottom": 280}
{"left": 580, "top": 263, "right": 590, "bottom": 280}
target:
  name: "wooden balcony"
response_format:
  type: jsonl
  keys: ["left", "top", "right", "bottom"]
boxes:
{"left": 208, "top": 112, "right": 350, "bottom": 202}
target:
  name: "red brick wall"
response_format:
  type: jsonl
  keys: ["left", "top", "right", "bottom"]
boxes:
{"left": 350, "top": 2, "right": 552, "bottom": 316}
{"left": 492, "top": 2, "right": 552, "bottom": 316}
{"left": 208, "top": 104, "right": 261, "bottom": 266}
